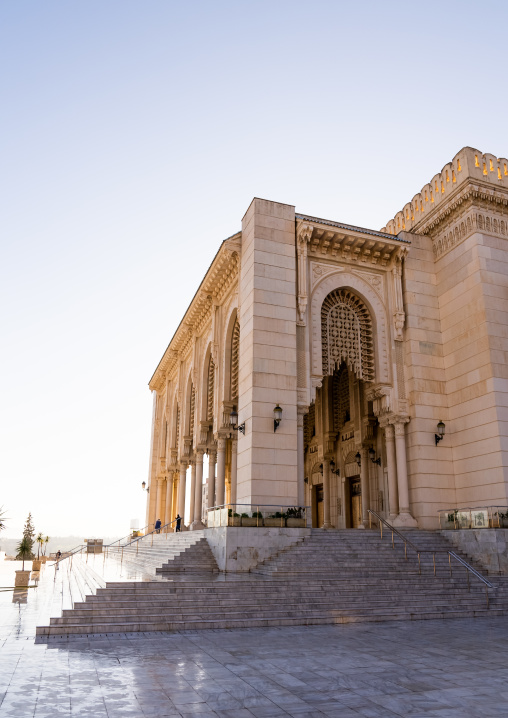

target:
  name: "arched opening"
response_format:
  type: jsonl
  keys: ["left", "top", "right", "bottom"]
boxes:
{"left": 304, "top": 288, "right": 382, "bottom": 528}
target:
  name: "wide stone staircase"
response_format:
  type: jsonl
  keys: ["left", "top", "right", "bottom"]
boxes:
{"left": 36, "top": 528, "right": 508, "bottom": 638}
{"left": 106, "top": 531, "right": 218, "bottom": 576}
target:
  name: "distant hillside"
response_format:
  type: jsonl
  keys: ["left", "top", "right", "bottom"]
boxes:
{"left": 0, "top": 535, "right": 120, "bottom": 556}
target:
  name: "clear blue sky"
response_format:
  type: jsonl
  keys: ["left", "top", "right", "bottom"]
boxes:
{"left": 1, "top": 0, "right": 507, "bottom": 539}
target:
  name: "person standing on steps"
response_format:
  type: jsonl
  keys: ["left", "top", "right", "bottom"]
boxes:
{"left": 55, "top": 549, "right": 62, "bottom": 570}
{"left": 155, "top": 518, "right": 162, "bottom": 534}
{"left": 175, "top": 514, "right": 181, "bottom": 532}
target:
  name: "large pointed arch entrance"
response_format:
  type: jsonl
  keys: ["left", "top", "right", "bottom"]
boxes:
{"left": 303, "top": 287, "right": 383, "bottom": 529}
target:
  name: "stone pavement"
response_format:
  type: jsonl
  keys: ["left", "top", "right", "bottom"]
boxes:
{"left": 2, "top": 559, "right": 508, "bottom": 717}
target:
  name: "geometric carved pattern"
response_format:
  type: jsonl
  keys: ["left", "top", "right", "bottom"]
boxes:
{"left": 190, "top": 386, "right": 195, "bottom": 437}
{"left": 176, "top": 405, "right": 180, "bottom": 444}
{"left": 230, "top": 318, "right": 240, "bottom": 403}
{"left": 207, "top": 356, "right": 215, "bottom": 422}
{"left": 303, "top": 402, "right": 316, "bottom": 450}
{"left": 321, "top": 289, "right": 374, "bottom": 381}
{"left": 333, "top": 364, "right": 350, "bottom": 432}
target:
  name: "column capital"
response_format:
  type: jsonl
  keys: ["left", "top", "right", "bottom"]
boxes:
{"left": 384, "top": 423, "right": 395, "bottom": 440}
{"left": 217, "top": 437, "right": 227, "bottom": 451}
{"left": 208, "top": 450, "right": 217, "bottom": 461}
{"left": 195, "top": 448, "right": 205, "bottom": 458}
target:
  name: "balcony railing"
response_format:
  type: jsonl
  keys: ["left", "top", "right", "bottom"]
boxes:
{"left": 439, "top": 506, "right": 508, "bottom": 530}
{"left": 207, "top": 504, "right": 310, "bottom": 528}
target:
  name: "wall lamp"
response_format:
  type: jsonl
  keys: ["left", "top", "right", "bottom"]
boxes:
{"left": 330, "top": 459, "right": 340, "bottom": 476}
{"left": 355, "top": 452, "right": 361, "bottom": 467}
{"left": 229, "top": 408, "right": 245, "bottom": 435}
{"left": 273, "top": 404, "right": 283, "bottom": 432}
{"left": 368, "top": 447, "right": 381, "bottom": 466}
{"left": 435, "top": 420, "right": 445, "bottom": 446}
{"left": 141, "top": 481, "right": 149, "bottom": 493}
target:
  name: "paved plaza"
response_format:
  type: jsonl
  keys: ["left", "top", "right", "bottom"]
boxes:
{"left": 1, "top": 560, "right": 508, "bottom": 717}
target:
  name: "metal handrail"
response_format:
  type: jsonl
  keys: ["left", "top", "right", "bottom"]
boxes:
{"left": 48, "top": 543, "right": 87, "bottom": 567}
{"left": 105, "top": 522, "right": 154, "bottom": 549}
{"left": 107, "top": 518, "right": 180, "bottom": 557}
{"left": 367, "top": 509, "right": 493, "bottom": 607}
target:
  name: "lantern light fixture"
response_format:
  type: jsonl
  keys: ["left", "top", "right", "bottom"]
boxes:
{"left": 141, "top": 481, "right": 148, "bottom": 493}
{"left": 355, "top": 452, "right": 361, "bottom": 467}
{"left": 435, "top": 420, "right": 446, "bottom": 446}
{"left": 368, "top": 446, "right": 381, "bottom": 466}
{"left": 273, "top": 404, "right": 283, "bottom": 432}
{"left": 330, "top": 459, "right": 340, "bottom": 476}
{"left": 229, "top": 408, "right": 245, "bottom": 435}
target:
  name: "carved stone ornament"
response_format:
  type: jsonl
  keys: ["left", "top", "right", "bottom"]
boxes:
{"left": 310, "top": 263, "right": 344, "bottom": 291}
{"left": 310, "top": 271, "right": 389, "bottom": 385}
{"left": 393, "top": 311, "right": 405, "bottom": 341}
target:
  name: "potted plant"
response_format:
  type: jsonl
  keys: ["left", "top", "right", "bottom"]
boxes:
{"left": 15, "top": 537, "right": 32, "bottom": 587}
{"left": 286, "top": 507, "right": 306, "bottom": 528}
{"left": 241, "top": 512, "right": 259, "bottom": 527}
{"left": 264, "top": 512, "right": 286, "bottom": 527}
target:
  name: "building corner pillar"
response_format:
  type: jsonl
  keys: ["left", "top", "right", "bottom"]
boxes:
{"left": 383, "top": 423, "right": 399, "bottom": 522}
{"left": 322, "top": 459, "right": 332, "bottom": 529}
{"left": 392, "top": 419, "right": 417, "bottom": 528}
{"left": 297, "top": 409, "right": 306, "bottom": 508}
{"left": 216, "top": 437, "right": 227, "bottom": 506}
{"left": 230, "top": 439, "right": 238, "bottom": 508}
{"left": 178, "top": 463, "right": 188, "bottom": 528}
{"left": 191, "top": 450, "right": 205, "bottom": 530}
{"left": 207, "top": 450, "right": 217, "bottom": 510}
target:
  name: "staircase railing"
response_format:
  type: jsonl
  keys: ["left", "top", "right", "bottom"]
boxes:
{"left": 106, "top": 518, "right": 180, "bottom": 560}
{"left": 367, "top": 509, "right": 493, "bottom": 608}
{"left": 106, "top": 523, "right": 155, "bottom": 550}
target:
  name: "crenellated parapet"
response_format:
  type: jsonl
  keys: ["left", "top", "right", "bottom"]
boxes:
{"left": 381, "top": 147, "right": 508, "bottom": 247}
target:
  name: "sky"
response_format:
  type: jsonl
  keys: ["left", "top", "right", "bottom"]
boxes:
{"left": 1, "top": 0, "right": 507, "bottom": 539}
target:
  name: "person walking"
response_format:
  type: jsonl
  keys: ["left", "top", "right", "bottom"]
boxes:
{"left": 155, "top": 518, "right": 162, "bottom": 534}
{"left": 175, "top": 514, "right": 182, "bottom": 532}
{"left": 55, "top": 549, "right": 62, "bottom": 570}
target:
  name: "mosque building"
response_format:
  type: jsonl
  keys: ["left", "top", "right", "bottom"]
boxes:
{"left": 145, "top": 147, "right": 508, "bottom": 532}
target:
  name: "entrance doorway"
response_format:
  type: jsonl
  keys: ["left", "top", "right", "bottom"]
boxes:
{"left": 313, "top": 484, "right": 324, "bottom": 528}
{"left": 350, "top": 478, "right": 362, "bottom": 528}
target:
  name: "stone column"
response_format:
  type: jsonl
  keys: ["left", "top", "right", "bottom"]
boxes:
{"left": 392, "top": 420, "right": 417, "bottom": 528}
{"left": 178, "top": 463, "right": 187, "bottom": 524}
{"left": 155, "top": 478, "right": 164, "bottom": 526}
{"left": 230, "top": 439, "right": 238, "bottom": 508}
{"left": 216, "top": 437, "right": 227, "bottom": 506}
{"left": 189, "top": 459, "right": 196, "bottom": 526}
{"left": 192, "top": 450, "right": 205, "bottom": 530}
{"left": 384, "top": 424, "right": 399, "bottom": 522}
{"left": 164, "top": 474, "right": 174, "bottom": 528}
{"left": 322, "top": 459, "right": 332, "bottom": 529}
{"left": 208, "top": 450, "right": 216, "bottom": 509}
{"left": 359, "top": 447, "right": 370, "bottom": 529}
{"left": 297, "top": 410, "right": 306, "bottom": 508}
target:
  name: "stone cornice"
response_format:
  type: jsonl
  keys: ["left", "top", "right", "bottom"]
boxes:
{"left": 296, "top": 217, "right": 409, "bottom": 268}
{"left": 149, "top": 233, "right": 241, "bottom": 393}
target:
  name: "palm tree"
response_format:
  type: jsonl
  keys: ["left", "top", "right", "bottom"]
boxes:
{"left": 36, "top": 532, "right": 44, "bottom": 559}
{"left": 16, "top": 537, "right": 32, "bottom": 571}
{"left": 43, "top": 536, "right": 50, "bottom": 556}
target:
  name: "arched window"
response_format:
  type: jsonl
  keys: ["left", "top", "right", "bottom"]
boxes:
{"left": 230, "top": 317, "right": 240, "bottom": 403}
{"left": 321, "top": 289, "right": 374, "bottom": 381}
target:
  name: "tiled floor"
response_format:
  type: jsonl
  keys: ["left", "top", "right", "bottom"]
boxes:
{"left": 1, "top": 558, "right": 508, "bottom": 717}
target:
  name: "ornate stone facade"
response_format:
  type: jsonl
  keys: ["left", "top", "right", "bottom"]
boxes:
{"left": 146, "top": 147, "right": 508, "bottom": 531}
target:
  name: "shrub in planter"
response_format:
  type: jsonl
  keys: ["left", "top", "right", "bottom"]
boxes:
{"left": 228, "top": 509, "right": 241, "bottom": 527}
{"left": 15, "top": 536, "right": 32, "bottom": 587}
